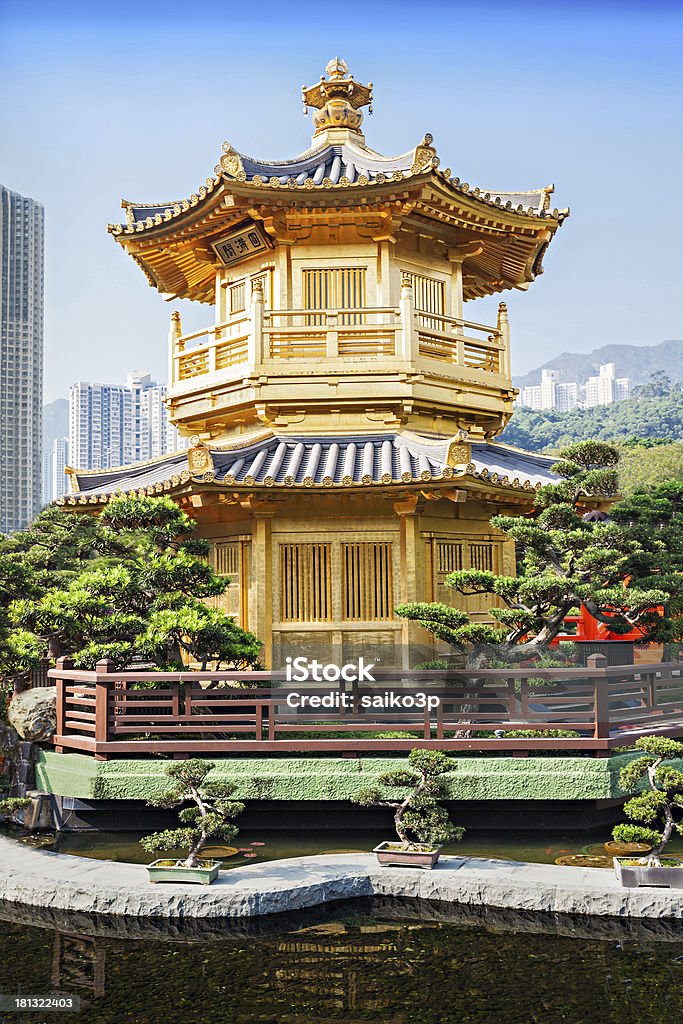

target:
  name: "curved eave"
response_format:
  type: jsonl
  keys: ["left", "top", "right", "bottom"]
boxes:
{"left": 57, "top": 434, "right": 569, "bottom": 506}
{"left": 109, "top": 164, "right": 567, "bottom": 241}
{"left": 109, "top": 167, "right": 566, "bottom": 303}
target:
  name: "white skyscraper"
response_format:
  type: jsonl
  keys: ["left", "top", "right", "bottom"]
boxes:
{"left": 42, "top": 437, "right": 69, "bottom": 504}
{"left": 0, "top": 186, "right": 44, "bottom": 532}
{"left": 519, "top": 370, "right": 579, "bottom": 412}
{"left": 519, "top": 362, "right": 630, "bottom": 411}
{"left": 69, "top": 371, "right": 183, "bottom": 474}
{"left": 584, "top": 363, "right": 631, "bottom": 408}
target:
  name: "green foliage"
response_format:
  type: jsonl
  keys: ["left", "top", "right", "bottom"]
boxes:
{"left": 0, "top": 797, "right": 31, "bottom": 819}
{"left": 612, "top": 823, "right": 664, "bottom": 848}
{"left": 0, "top": 497, "right": 262, "bottom": 681}
{"left": 396, "top": 445, "right": 683, "bottom": 666}
{"left": 504, "top": 729, "right": 580, "bottom": 739}
{"left": 500, "top": 393, "right": 683, "bottom": 452}
{"left": 140, "top": 759, "right": 244, "bottom": 868}
{"left": 617, "top": 443, "right": 683, "bottom": 495}
{"left": 613, "top": 736, "right": 683, "bottom": 863}
{"left": 352, "top": 748, "right": 463, "bottom": 850}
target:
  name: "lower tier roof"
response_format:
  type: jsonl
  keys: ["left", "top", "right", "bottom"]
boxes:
{"left": 62, "top": 432, "right": 559, "bottom": 503}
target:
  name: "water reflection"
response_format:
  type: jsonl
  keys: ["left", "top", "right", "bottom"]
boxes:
{"left": 0, "top": 899, "right": 681, "bottom": 1023}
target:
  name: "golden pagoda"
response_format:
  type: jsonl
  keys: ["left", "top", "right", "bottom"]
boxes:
{"left": 62, "top": 58, "right": 568, "bottom": 667}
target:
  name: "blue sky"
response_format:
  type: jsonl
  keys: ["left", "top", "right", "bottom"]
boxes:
{"left": 1, "top": 0, "right": 682, "bottom": 401}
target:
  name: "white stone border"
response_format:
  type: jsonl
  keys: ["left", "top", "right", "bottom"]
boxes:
{"left": 0, "top": 837, "right": 680, "bottom": 920}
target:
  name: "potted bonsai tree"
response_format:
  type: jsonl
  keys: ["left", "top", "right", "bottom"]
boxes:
{"left": 612, "top": 735, "right": 683, "bottom": 888}
{"left": 352, "top": 749, "right": 464, "bottom": 869}
{"left": 0, "top": 796, "right": 30, "bottom": 824}
{"left": 140, "top": 759, "right": 244, "bottom": 885}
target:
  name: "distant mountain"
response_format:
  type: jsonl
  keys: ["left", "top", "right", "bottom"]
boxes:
{"left": 513, "top": 339, "right": 683, "bottom": 390}
{"left": 43, "top": 398, "right": 68, "bottom": 449}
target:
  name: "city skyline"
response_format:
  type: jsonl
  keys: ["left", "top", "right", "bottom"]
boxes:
{"left": 1, "top": 0, "right": 682, "bottom": 403}
{"left": 69, "top": 370, "right": 183, "bottom": 473}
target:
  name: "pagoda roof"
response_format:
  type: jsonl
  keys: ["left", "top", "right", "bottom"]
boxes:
{"left": 60, "top": 431, "right": 560, "bottom": 503}
{"left": 111, "top": 134, "right": 562, "bottom": 239}
{"left": 107, "top": 59, "right": 568, "bottom": 304}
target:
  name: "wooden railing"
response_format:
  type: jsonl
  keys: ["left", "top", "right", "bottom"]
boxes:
{"left": 176, "top": 314, "right": 250, "bottom": 381}
{"left": 264, "top": 307, "right": 401, "bottom": 359}
{"left": 170, "top": 283, "right": 511, "bottom": 386}
{"left": 49, "top": 657, "right": 683, "bottom": 760}
{"left": 415, "top": 311, "right": 503, "bottom": 372}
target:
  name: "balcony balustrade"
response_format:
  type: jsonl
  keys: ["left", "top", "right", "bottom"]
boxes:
{"left": 170, "top": 282, "right": 511, "bottom": 389}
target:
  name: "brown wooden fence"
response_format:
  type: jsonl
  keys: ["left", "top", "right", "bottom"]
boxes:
{"left": 47, "top": 656, "right": 683, "bottom": 760}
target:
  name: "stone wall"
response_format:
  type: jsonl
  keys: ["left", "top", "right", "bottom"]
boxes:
{"left": 33, "top": 750, "right": 669, "bottom": 804}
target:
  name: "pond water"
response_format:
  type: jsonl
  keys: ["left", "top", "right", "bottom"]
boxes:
{"left": 12, "top": 826, "right": 683, "bottom": 868}
{"left": 0, "top": 897, "right": 681, "bottom": 1023}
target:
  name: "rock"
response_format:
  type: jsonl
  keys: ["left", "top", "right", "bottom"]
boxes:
{"left": 7, "top": 687, "right": 57, "bottom": 742}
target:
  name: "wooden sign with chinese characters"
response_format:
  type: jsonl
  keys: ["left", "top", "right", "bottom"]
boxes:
{"left": 213, "top": 224, "right": 270, "bottom": 267}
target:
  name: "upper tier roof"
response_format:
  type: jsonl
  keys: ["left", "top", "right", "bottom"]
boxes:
{"left": 113, "top": 132, "right": 562, "bottom": 237}
{"left": 108, "top": 58, "right": 568, "bottom": 303}
{"left": 119, "top": 134, "right": 557, "bottom": 228}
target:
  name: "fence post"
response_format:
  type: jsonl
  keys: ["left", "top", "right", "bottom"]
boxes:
{"left": 249, "top": 279, "right": 264, "bottom": 365}
{"left": 94, "top": 658, "right": 114, "bottom": 759}
{"left": 399, "top": 273, "right": 416, "bottom": 361}
{"left": 31, "top": 655, "right": 51, "bottom": 688}
{"left": 589, "top": 653, "right": 610, "bottom": 742}
{"left": 53, "top": 656, "right": 74, "bottom": 753}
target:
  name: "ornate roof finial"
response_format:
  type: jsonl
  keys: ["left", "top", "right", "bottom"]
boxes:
{"left": 302, "top": 58, "right": 373, "bottom": 139}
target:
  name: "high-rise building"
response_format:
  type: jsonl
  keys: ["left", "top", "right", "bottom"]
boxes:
{"left": 519, "top": 369, "right": 579, "bottom": 412}
{"left": 69, "top": 371, "right": 182, "bottom": 472}
{"left": 0, "top": 186, "right": 44, "bottom": 533}
{"left": 42, "top": 436, "right": 69, "bottom": 504}
{"left": 518, "top": 363, "right": 629, "bottom": 411}
{"left": 584, "top": 362, "right": 631, "bottom": 407}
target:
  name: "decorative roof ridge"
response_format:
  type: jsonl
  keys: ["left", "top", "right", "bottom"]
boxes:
{"left": 204, "top": 428, "right": 276, "bottom": 452}
{"left": 479, "top": 439, "right": 559, "bottom": 464}
{"left": 433, "top": 169, "right": 569, "bottom": 222}
{"left": 121, "top": 198, "right": 182, "bottom": 212}
{"left": 221, "top": 139, "right": 332, "bottom": 171}
{"left": 396, "top": 428, "right": 450, "bottom": 448}
{"left": 65, "top": 448, "right": 189, "bottom": 481}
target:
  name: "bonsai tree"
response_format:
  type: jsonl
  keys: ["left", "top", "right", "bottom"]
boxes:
{"left": 0, "top": 796, "right": 30, "bottom": 822}
{"left": 140, "top": 759, "right": 244, "bottom": 868}
{"left": 613, "top": 735, "right": 683, "bottom": 867}
{"left": 2, "top": 497, "right": 261, "bottom": 674}
{"left": 396, "top": 443, "right": 681, "bottom": 668}
{"left": 352, "top": 749, "right": 464, "bottom": 850}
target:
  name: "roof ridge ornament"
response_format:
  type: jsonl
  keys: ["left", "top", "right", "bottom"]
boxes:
{"left": 302, "top": 57, "right": 373, "bottom": 140}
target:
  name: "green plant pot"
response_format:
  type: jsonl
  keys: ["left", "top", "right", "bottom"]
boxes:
{"left": 373, "top": 841, "right": 443, "bottom": 870}
{"left": 147, "top": 859, "right": 220, "bottom": 885}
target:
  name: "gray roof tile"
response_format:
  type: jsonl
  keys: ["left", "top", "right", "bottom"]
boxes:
{"left": 63, "top": 433, "right": 559, "bottom": 502}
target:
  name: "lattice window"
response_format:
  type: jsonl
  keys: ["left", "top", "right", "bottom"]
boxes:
{"left": 341, "top": 542, "right": 393, "bottom": 621}
{"left": 435, "top": 541, "right": 463, "bottom": 606}
{"left": 228, "top": 281, "right": 246, "bottom": 314}
{"left": 303, "top": 267, "right": 366, "bottom": 325}
{"left": 225, "top": 269, "right": 272, "bottom": 315}
{"left": 437, "top": 541, "right": 463, "bottom": 575}
{"left": 280, "top": 543, "right": 332, "bottom": 622}
{"left": 469, "top": 542, "right": 494, "bottom": 571}
{"left": 213, "top": 541, "right": 239, "bottom": 577}
{"left": 405, "top": 272, "right": 445, "bottom": 316}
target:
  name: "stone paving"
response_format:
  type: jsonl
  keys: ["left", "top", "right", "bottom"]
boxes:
{"left": 0, "top": 836, "right": 681, "bottom": 920}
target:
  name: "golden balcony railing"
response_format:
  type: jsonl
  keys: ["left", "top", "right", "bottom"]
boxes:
{"left": 169, "top": 282, "right": 511, "bottom": 387}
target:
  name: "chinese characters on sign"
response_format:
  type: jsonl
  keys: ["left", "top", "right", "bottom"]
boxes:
{"left": 213, "top": 225, "right": 269, "bottom": 267}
